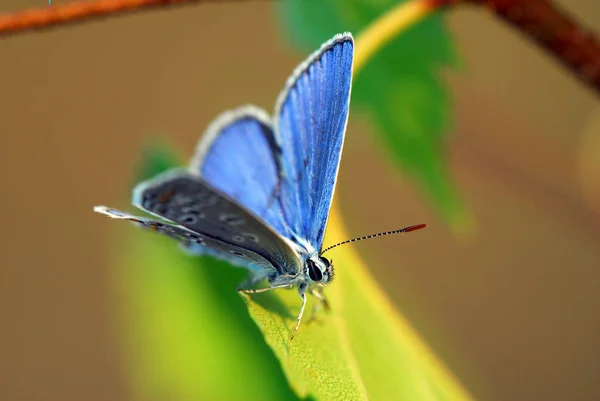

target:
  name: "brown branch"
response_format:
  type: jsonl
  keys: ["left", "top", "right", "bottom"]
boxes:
{"left": 0, "top": 0, "right": 228, "bottom": 37}
{"left": 1, "top": 0, "right": 599, "bottom": 99}
{"left": 434, "top": 0, "right": 600, "bottom": 95}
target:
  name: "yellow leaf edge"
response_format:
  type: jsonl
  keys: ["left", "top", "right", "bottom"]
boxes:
{"left": 328, "top": 201, "right": 474, "bottom": 401}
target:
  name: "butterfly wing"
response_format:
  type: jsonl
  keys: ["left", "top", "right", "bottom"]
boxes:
{"left": 190, "top": 33, "right": 354, "bottom": 254}
{"left": 94, "top": 206, "right": 276, "bottom": 275}
{"left": 274, "top": 33, "right": 354, "bottom": 251}
{"left": 190, "top": 106, "right": 293, "bottom": 240}
{"left": 127, "top": 168, "right": 301, "bottom": 276}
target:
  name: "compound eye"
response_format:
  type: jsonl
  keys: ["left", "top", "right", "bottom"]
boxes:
{"left": 307, "top": 259, "right": 323, "bottom": 282}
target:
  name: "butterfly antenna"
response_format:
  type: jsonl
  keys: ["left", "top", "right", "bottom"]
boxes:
{"left": 320, "top": 224, "right": 428, "bottom": 255}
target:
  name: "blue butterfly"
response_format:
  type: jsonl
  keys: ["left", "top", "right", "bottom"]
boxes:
{"left": 95, "top": 32, "right": 425, "bottom": 339}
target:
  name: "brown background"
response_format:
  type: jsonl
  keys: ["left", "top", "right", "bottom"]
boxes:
{"left": 1, "top": 1, "right": 599, "bottom": 400}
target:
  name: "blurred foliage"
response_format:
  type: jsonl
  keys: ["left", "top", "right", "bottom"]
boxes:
{"left": 109, "top": 142, "right": 472, "bottom": 401}
{"left": 275, "top": 0, "right": 473, "bottom": 234}
{"left": 134, "top": 139, "right": 184, "bottom": 186}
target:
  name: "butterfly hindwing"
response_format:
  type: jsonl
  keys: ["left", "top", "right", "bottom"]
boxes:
{"left": 131, "top": 169, "right": 301, "bottom": 276}
{"left": 93, "top": 206, "right": 275, "bottom": 274}
{"left": 190, "top": 106, "right": 293, "bottom": 240}
{"left": 274, "top": 33, "right": 354, "bottom": 250}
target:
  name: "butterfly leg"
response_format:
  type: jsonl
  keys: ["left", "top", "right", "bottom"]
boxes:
{"left": 307, "top": 287, "right": 330, "bottom": 324}
{"left": 290, "top": 285, "right": 308, "bottom": 341}
{"left": 237, "top": 272, "right": 296, "bottom": 293}
{"left": 239, "top": 282, "right": 293, "bottom": 294}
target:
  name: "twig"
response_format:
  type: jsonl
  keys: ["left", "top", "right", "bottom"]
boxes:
{"left": 0, "top": 0, "right": 224, "bottom": 37}
{"left": 437, "top": 0, "right": 600, "bottom": 95}
{"left": 0, "top": 0, "right": 599, "bottom": 98}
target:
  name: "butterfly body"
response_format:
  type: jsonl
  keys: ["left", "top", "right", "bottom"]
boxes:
{"left": 95, "top": 32, "right": 354, "bottom": 339}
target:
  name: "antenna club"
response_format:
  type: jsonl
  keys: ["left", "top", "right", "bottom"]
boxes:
{"left": 405, "top": 223, "right": 428, "bottom": 232}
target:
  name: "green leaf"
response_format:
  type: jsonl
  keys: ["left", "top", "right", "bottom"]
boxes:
{"left": 113, "top": 232, "right": 302, "bottom": 401}
{"left": 246, "top": 206, "right": 473, "bottom": 401}
{"left": 275, "top": 0, "right": 472, "bottom": 234}
{"left": 244, "top": 285, "right": 367, "bottom": 400}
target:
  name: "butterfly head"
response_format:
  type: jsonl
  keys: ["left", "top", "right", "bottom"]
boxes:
{"left": 306, "top": 256, "right": 334, "bottom": 285}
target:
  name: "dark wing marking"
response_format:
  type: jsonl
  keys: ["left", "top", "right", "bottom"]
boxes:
{"left": 94, "top": 206, "right": 278, "bottom": 275}
{"left": 131, "top": 169, "right": 302, "bottom": 276}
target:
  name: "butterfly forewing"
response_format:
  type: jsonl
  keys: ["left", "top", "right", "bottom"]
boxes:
{"left": 132, "top": 169, "right": 301, "bottom": 276}
{"left": 94, "top": 206, "right": 277, "bottom": 274}
{"left": 274, "top": 33, "right": 353, "bottom": 250}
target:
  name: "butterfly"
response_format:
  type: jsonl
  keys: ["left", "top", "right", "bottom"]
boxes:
{"left": 94, "top": 32, "right": 426, "bottom": 340}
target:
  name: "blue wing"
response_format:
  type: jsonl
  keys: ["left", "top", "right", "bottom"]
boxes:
{"left": 190, "top": 106, "right": 293, "bottom": 240}
{"left": 274, "top": 33, "right": 354, "bottom": 251}
{"left": 190, "top": 32, "right": 353, "bottom": 255}
{"left": 128, "top": 169, "right": 302, "bottom": 276}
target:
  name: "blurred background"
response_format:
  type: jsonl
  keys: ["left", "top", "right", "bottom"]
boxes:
{"left": 1, "top": 0, "right": 599, "bottom": 400}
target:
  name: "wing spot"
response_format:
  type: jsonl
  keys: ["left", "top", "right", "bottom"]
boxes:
{"left": 230, "top": 250, "right": 244, "bottom": 257}
{"left": 244, "top": 233, "right": 259, "bottom": 243}
{"left": 219, "top": 213, "right": 245, "bottom": 226}
{"left": 143, "top": 193, "right": 158, "bottom": 202}
{"left": 185, "top": 233, "right": 205, "bottom": 245}
{"left": 182, "top": 215, "right": 197, "bottom": 225}
{"left": 232, "top": 235, "right": 245, "bottom": 243}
